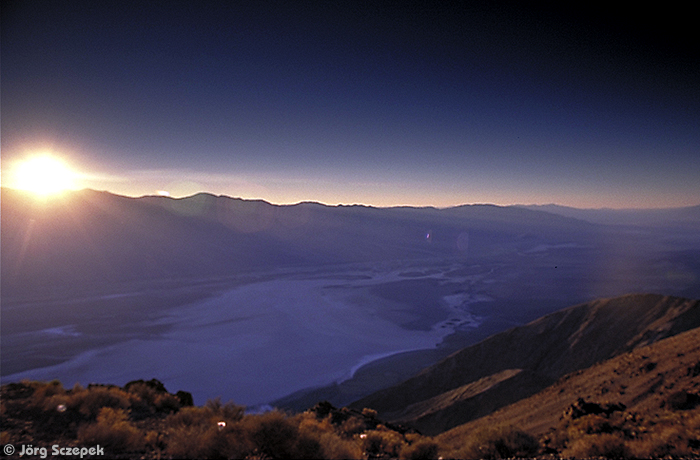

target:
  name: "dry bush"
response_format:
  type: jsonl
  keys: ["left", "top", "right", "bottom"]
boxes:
{"left": 10, "top": 380, "right": 83, "bottom": 438}
{"left": 567, "top": 413, "right": 614, "bottom": 436}
{"left": 339, "top": 415, "right": 368, "bottom": 437}
{"left": 204, "top": 396, "right": 245, "bottom": 421}
{"left": 562, "top": 432, "right": 628, "bottom": 459}
{"left": 292, "top": 432, "right": 324, "bottom": 459}
{"left": 400, "top": 438, "right": 440, "bottom": 460}
{"left": 362, "top": 407, "right": 378, "bottom": 419}
{"left": 165, "top": 423, "right": 217, "bottom": 459}
{"left": 124, "top": 381, "right": 181, "bottom": 417}
{"left": 28, "top": 380, "right": 66, "bottom": 408}
{"left": 165, "top": 408, "right": 255, "bottom": 459}
{"left": 167, "top": 406, "right": 316, "bottom": 459}
{"left": 452, "top": 426, "right": 539, "bottom": 459}
{"left": 166, "top": 405, "right": 215, "bottom": 427}
{"left": 550, "top": 412, "right": 626, "bottom": 453}
{"left": 630, "top": 427, "right": 689, "bottom": 458}
{"left": 550, "top": 405, "right": 700, "bottom": 458}
{"left": 318, "top": 432, "right": 364, "bottom": 460}
{"left": 143, "top": 430, "right": 165, "bottom": 452}
{"left": 164, "top": 399, "right": 251, "bottom": 459}
{"left": 296, "top": 411, "right": 332, "bottom": 431}
{"left": 77, "top": 407, "right": 144, "bottom": 452}
{"left": 164, "top": 406, "right": 218, "bottom": 458}
{"left": 247, "top": 410, "right": 300, "bottom": 458}
{"left": 628, "top": 410, "right": 700, "bottom": 458}
{"left": 68, "top": 385, "right": 131, "bottom": 420}
{"left": 363, "top": 427, "right": 404, "bottom": 458}
{"left": 297, "top": 411, "right": 362, "bottom": 459}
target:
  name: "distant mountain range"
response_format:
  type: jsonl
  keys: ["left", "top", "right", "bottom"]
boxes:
{"left": 3, "top": 188, "right": 699, "bottom": 303}
{"left": 350, "top": 293, "right": 700, "bottom": 435}
{"left": 519, "top": 203, "right": 700, "bottom": 227}
{"left": 0, "top": 188, "right": 599, "bottom": 300}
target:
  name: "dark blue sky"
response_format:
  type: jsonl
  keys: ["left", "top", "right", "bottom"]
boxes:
{"left": 2, "top": 1, "right": 699, "bottom": 207}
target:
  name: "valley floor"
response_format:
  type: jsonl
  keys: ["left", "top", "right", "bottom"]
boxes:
{"left": 2, "top": 262, "right": 483, "bottom": 406}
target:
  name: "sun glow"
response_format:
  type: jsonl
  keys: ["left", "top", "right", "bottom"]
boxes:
{"left": 12, "top": 155, "right": 79, "bottom": 196}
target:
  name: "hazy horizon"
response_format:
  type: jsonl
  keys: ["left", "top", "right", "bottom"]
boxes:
{"left": 4, "top": 185, "right": 700, "bottom": 211}
{"left": 2, "top": 2, "right": 698, "bottom": 209}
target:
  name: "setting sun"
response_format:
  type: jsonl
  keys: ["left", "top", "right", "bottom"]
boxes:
{"left": 12, "top": 155, "right": 78, "bottom": 196}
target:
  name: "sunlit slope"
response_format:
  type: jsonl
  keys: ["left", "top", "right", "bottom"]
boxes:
{"left": 350, "top": 294, "right": 700, "bottom": 435}
{"left": 1, "top": 187, "right": 595, "bottom": 300}
{"left": 436, "top": 324, "right": 700, "bottom": 455}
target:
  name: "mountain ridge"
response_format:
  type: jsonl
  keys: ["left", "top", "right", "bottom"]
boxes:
{"left": 350, "top": 293, "right": 700, "bottom": 435}
{"left": 1, "top": 187, "right": 601, "bottom": 300}
{"left": 436, "top": 324, "right": 700, "bottom": 458}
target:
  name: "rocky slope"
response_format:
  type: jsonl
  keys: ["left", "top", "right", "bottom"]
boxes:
{"left": 351, "top": 293, "right": 700, "bottom": 435}
{"left": 437, "top": 325, "right": 700, "bottom": 458}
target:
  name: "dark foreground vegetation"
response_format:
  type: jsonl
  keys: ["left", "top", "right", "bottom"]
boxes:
{"left": 3, "top": 377, "right": 700, "bottom": 459}
{"left": 1, "top": 379, "right": 439, "bottom": 459}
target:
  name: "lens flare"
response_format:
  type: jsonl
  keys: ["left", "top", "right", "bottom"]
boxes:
{"left": 12, "top": 155, "right": 78, "bottom": 196}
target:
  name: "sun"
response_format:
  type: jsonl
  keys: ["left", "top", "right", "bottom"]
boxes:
{"left": 12, "top": 155, "right": 79, "bottom": 196}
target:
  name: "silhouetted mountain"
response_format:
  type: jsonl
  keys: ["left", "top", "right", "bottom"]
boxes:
{"left": 1, "top": 187, "right": 600, "bottom": 300}
{"left": 350, "top": 294, "right": 700, "bottom": 435}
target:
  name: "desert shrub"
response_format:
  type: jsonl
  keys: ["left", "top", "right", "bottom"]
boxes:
{"left": 248, "top": 410, "right": 300, "bottom": 459}
{"left": 339, "top": 415, "right": 367, "bottom": 437}
{"left": 165, "top": 423, "right": 217, "bottom": 459}
{"left": 166, "top": 405, "right": 215, "bottom": 427}
{"left": 204, "top": 396, "right": 245, "bottom": 421}
{"left": 628, "top": 412, "right": 700, "bottom": 458}
{"left": 176, "top": 389, "right": 194, "bottom": 406}
{"left": 318, "top": 432, "right": 364, "bottom": 460}
{"left": 9, "top": 381, "right": 85, "bottom": 438}
{"left": 400, "top": 438, "right": 439, "bottom": 460}
{"left": 567, "top": 413, "right": 614, "bottom": 437}
{"left": 128, "top": 383, "right": 182, "bottom": 420}
{"left": 29, "top": 380, "right": 65, "bottom": 402}
{"left": 77, "top": 407, "right": 144, "bottom": 452}
{"left": 296, "top": 412, "right": 361, "bottom": 459}
{"left": 213, "top": 422, "right": 259, "bottom": 459}
{"left": 293, "top": 432, "right": 324, "bottom": 459}
{"left": 362, "top": 407, "right": 378, "bottom": 419}
{"left": 68, "top": 385, "right": 131, "bottom": 420}
{"left": 455, "top": 426, "right": 539, "bottom": 459}
{"left": 143, "top": 430, "right": 165, "bottom": 452}
{"left": 125, "top": 381, "right": 181, "bottom": 417}
{"left": 297, "top": 411, "right": 333, "bottom": 433}
{"left": 563, "top": 432, "right": 628, "bottom": 459}
{"left": 549, "top": 412, "right": 626, "bottom": 453}
{"left": 363, "top": 428, "right": 404, "bottom": 458}
{"left": 24, "top": 380, "right": 72, "bottom": 416}
{"left": 166, "top": 412, "right": 257, "bottom": 459}
{"left": 165, "top": 405, "right": 222, "bottom": 458}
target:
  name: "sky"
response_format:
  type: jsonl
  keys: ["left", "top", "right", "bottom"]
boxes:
{"left": 2, "top": 1, "right": 699, "bottom": 208}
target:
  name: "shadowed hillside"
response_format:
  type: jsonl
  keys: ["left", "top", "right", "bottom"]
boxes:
{"left": 351, "top": 294, "right": 700, "bottom": 435}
